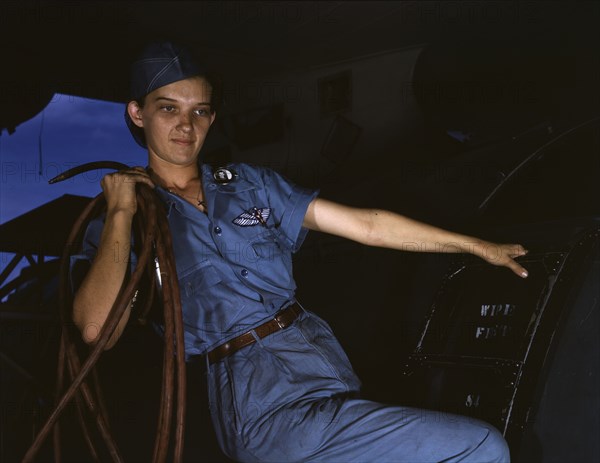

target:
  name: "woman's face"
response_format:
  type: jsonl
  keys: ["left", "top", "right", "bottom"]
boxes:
{"left": 128, "top": 76, "right": 215, "bottom": 168}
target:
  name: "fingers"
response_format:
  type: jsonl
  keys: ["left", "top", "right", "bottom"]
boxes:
{"left": 480, "top": 242, "right": 529, "bottom": 279}
{"left": 502, "top": 243, "right": 529, "bottom": 278}
{"left": 508, "top": 259, "right": 529, "bottom": 279}
{"left": 101, "top": 167, "right": 155, "bottom": 189}
{"left": 100, "top": 167, "right": 155, "bottom": 215}
{"left": 508, "top": 244, "right": 528, "bottom": 258}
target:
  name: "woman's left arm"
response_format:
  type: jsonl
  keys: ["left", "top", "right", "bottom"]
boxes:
{"left": 302, "top": 198, "right": 529, "bottom": 278}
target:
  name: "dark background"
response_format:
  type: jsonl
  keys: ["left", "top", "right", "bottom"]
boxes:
{"left": 1, "top": 1, "right": 599, "bottom": 462}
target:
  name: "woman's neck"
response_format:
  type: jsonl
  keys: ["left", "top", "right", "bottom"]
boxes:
{"left": 148, "top": 161, "right": 201, "bottom": 191}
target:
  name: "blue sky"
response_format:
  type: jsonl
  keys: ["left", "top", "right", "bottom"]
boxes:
{"left": 1, "top": 94, "right": 147, "bottom": 222}
{"left": 0, "top": 94, "right": 148, "bottom": 284}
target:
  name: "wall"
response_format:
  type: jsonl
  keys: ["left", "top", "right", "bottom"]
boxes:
{"left": 207, "top": 45, "right": 426, "bottom": 200}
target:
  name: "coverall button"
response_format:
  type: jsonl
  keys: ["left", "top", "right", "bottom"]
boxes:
{"left": 214, "top": 226, "right": 222, "bottom": 235}
{"left": 241, "top": 268, "right": 249, "bottom": 278}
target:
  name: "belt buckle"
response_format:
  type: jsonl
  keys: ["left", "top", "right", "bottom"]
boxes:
{"left": 274, "top": 312, "right": 287, "bottom": 329}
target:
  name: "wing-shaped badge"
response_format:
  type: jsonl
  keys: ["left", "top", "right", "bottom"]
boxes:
{"left": 232, "top": 207, "right": 272, "bottom": 227}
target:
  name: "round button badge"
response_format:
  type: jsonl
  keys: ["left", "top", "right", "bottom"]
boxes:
{"left": 213, "top": 167, "right": 236, "bottom": 184}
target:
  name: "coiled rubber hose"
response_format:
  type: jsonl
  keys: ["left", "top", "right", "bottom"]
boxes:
{"left": 22, "top": 161, "right": 187, "bottom": 463}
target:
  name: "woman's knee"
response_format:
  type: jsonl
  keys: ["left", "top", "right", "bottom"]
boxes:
{"left": 473, "top": 424, "right": 511, "bottom": 463}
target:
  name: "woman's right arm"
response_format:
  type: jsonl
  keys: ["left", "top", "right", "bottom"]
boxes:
{"left": 72, "top": 167, "right": 154, "bottom": 349}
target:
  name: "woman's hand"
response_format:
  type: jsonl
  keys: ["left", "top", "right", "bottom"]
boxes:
{"left": 100, "top": 166, "right": 154, "bottom": 216}
{"left": 475, "top": 242, "right": 529, "bottom": 278}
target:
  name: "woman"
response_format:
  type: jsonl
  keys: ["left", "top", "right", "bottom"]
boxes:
{"left": 73, "top": 41, "right": 527, "bottom": 462}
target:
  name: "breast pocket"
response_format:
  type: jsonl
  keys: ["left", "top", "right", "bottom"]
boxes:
{"left": 180, "top": 259, "right": 221, "bottom": 301}
{"left": 250, "top": 230, "right": 283, "bottom": 259}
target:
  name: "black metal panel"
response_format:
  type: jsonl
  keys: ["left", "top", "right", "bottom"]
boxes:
{"left": 401, "top": 221, "right": 600, "bottom": 458}
{"left": 414, "top": 252, "right": 565, "bottom": 361}
{"left": 403, "top": 355, "right": 521, "bottom": 434}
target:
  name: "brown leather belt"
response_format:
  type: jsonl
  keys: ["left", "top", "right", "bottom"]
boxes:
{"left": 207, "top": 303, "right": 302, "bottom": 365}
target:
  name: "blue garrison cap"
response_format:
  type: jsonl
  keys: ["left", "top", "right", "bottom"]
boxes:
{"left": 125, "top": 41, "right": 206, "bottom": 147}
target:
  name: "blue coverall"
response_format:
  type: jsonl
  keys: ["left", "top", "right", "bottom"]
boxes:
{"left": 75, "top": 163, "right": 510, "bottom": 463}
